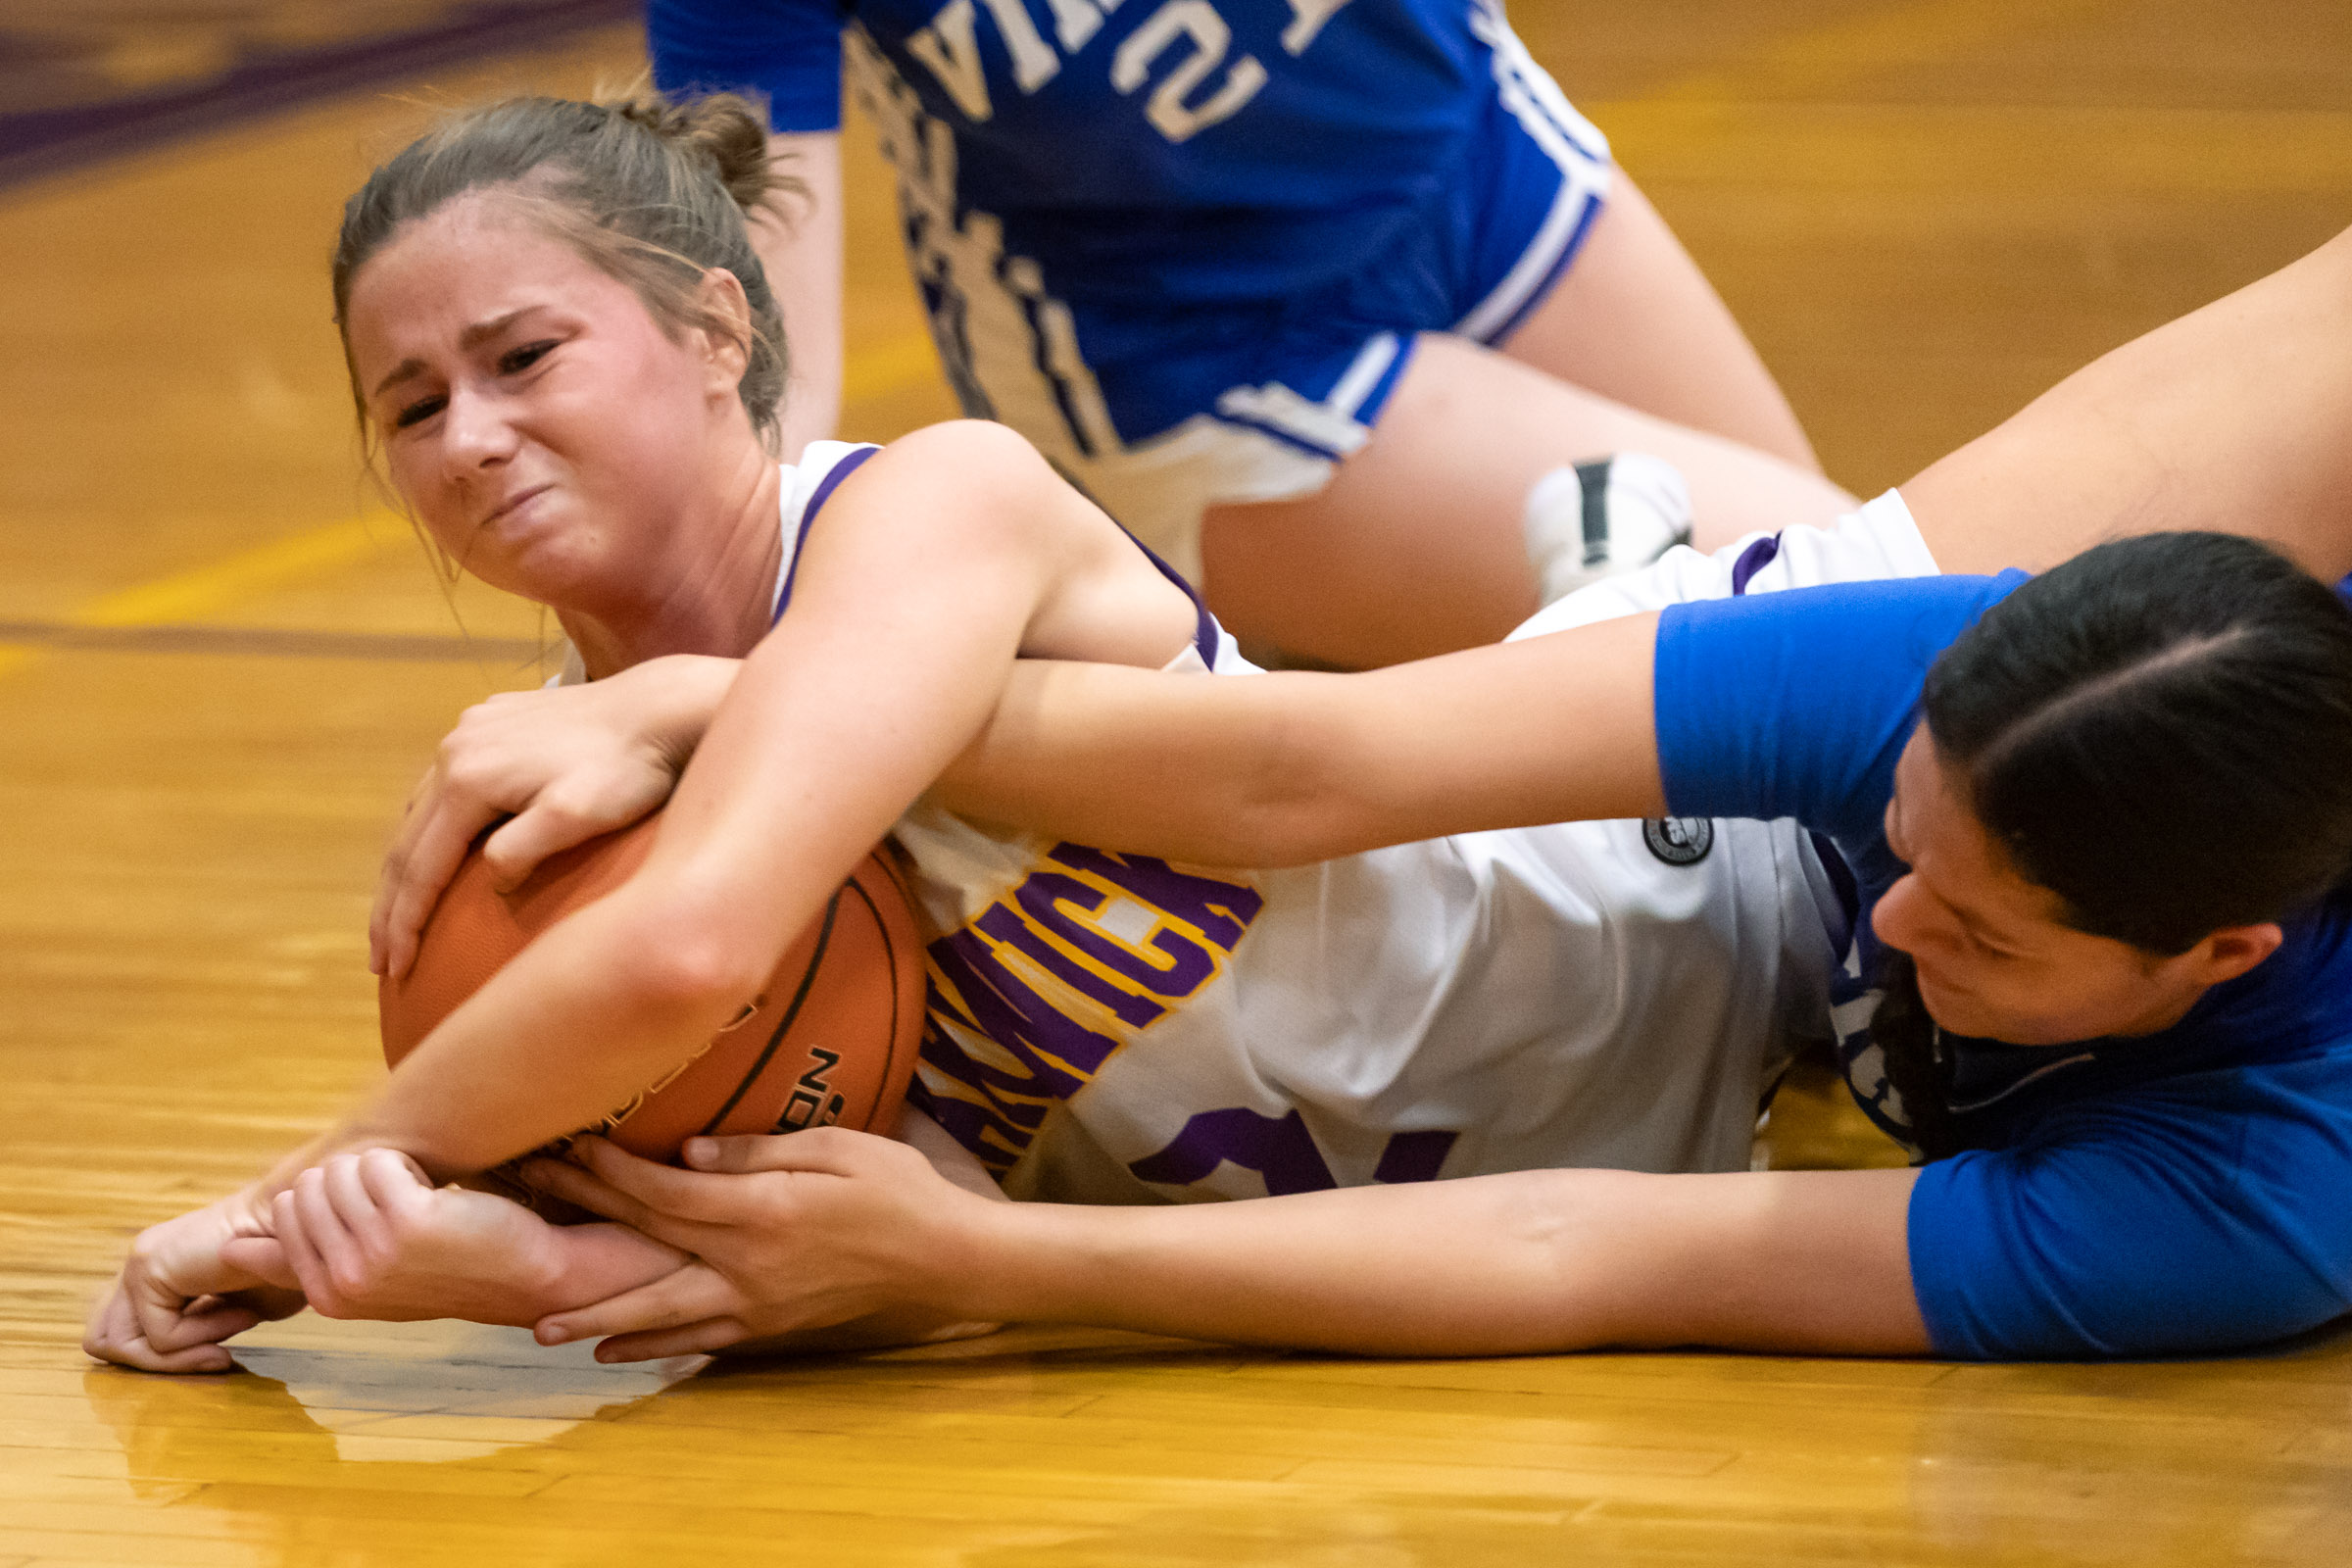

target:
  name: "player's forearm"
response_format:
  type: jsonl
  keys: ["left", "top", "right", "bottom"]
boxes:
{"left": 347, "top": 894, "right": 761, "bottom": 1178}
{"left": 947, "top": 1166, "right": 1930, "bottom": 1358}
{"left": 940, "top": 617, "right": 1670, "bottom": 865}
{"left": 952, "top": 1172, "right": 1635, "bottom": 1355}
{"left": 369, "top": 1219, "right": 688, "bottom": 1331}
{"left": 937, "top": 662, "right": 1349, "bottom": 866}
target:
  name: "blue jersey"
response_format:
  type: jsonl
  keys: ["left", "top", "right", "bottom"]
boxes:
{"left": 1652, "top": 574, "right": 2352, "bottom": 1359}
{"left": 650, "top": 0, "right": 1549, "bottom": 308}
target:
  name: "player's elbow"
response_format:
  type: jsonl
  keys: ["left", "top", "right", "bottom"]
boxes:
{"left": 1220, "top": 677, "right": 1401, "bottom": 867}
{"left": 602, "top": 895, "right": 776, "bottom": 1025}
{"left": 1217, "top": 786, "right": 1364, "bottom": 869}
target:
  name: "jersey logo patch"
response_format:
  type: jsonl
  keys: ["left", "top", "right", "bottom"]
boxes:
{"left": 1642, "top": 816, "right": 1714, "bottom": 866}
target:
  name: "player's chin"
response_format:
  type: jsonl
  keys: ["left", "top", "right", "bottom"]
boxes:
{"left": 1911, "top": 965, "right": 2000, "bottom": 1040}
{"left": 1915, "top": 972, "right": 2072, "bottom": 1048}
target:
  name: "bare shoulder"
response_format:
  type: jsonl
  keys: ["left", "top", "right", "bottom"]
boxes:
{"left": 844, "top": 423, "right": 1088, "bottom": 552}
{"left": 869, "top": 420, "right": 1051, "bottom": 494}
{"left": 823, "top": 422, "right": 1193, "bottom": 664}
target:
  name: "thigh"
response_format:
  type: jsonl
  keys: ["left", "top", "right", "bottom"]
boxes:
{"left": 1498, "top": 174, "right": 1825, "bottom": 475}
{"left": 1903, "top": 225, "right": 2352, "bottom": 582}
{"left": 1199, "top": 333, "right": 1857, "bottom": 668}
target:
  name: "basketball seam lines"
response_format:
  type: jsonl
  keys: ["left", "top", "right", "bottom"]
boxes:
{"left": 698, "top": 891, "right": 844, "bottom": 1139}
{"left": 844, "top": 869, "right": 909, "bottom": 1123}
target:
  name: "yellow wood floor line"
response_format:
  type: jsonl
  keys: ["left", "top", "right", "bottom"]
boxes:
{"left": 0, "top": 333, "right": 945, "bottom": 688}
{"left": 0, "top": 513, "right": 396, "bottom": 680}
{"left": 74, "top": 516, "right": 397, "bottom": 630}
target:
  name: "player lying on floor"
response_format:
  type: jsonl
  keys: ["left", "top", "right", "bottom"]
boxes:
{"left": 83, "top": 91, "right": 2352, "bottom": 1370}
{"left": 269, "top": 520, "right": 2352, "bottom": 1367}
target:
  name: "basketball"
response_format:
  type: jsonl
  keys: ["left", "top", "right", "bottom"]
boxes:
{"left": 378, "top": 815, "right": 927, "bottom": 1160}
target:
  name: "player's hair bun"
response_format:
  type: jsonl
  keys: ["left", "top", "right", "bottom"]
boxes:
{"left": 607, "top": 91, "right": 795, "bottom": 218}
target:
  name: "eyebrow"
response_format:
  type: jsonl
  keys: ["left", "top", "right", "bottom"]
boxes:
{"left": 368, "top": 308, "right": 537, "bottom": 398}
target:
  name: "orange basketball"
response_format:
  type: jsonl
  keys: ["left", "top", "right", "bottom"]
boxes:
{"left": 379, "top": 814, "right": 926, "bottom": 1160}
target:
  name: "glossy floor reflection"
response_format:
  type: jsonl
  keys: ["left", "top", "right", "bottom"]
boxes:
{"left": 20, "top": 1316, "right": 2351, "bottom": 1565}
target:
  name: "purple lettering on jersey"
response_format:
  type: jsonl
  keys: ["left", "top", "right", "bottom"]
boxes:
{"left": 1013, "top": 871, "right": 1213, "bottom": 1000}
{"left": 1370, "top": 1128, "right": 1457, "bottom": 1184}
{"left": 1045, "top": 844, "right": 1264, "bottom": 946}
{"left": 1128, "top": 1106, "right": 1337, "bottom": 1196}
{"left": 907, "top": 1011, "right": 1053, "bottom": 1156}
{"left": 915, "top": 928, "right": 1136, "bottom": 1171}
{"left": 904, "top": 1076, "right": 1032, "bottom": 1169}
{"left": 910, "top": 1011, "right": 1054, "bottom": 1127}
{"left": 915, "top": 843, "right": 1264, "bottom": 1176}
{"left": 1130, "top": 1114, "right": 1460, "bottom": 1194}
{"left": 974, "top": 901, "right": 1168, "bottom": 1026}
{"left": 930, "top": 927, "right": 1126, "bottom": 1089}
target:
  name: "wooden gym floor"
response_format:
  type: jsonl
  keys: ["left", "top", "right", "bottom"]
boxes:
{"left": 5, "top": 2, "right": 2352, "bottom": 1562}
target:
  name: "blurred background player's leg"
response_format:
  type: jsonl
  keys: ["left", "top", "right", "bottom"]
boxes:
{"left": 1500, "top": 176, "right": 1823, "bottom": 472}
{"left": 1199, "top": 172, "right": 1854, "bottom": 669}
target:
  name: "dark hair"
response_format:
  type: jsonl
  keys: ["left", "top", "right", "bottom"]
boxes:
{"left": 330, "top": 92, "right": 797, "bottom": 447}
{"left": 1877, "top": 532, "right": 2352, "bottom": 1156}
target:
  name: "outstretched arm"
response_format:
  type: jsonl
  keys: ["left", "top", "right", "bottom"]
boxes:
{"left": 524, "top": 1128, "right": 1928, "bottom": 1360}
{"left": 364, "top": 607, "right": 1662, "bottom": 956}
{"left": 938, "top": 612, "right": 1667, "bottom": 867}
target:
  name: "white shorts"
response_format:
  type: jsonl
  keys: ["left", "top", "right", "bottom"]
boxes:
{"left": 858, "top": 21, "right": 1613, "bottom": 581}
{"left": 1507, "top": 490, "right": 1945, "bottom": 641}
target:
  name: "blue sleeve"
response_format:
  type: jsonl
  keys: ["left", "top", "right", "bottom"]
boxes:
{"left": 649, "top": 0, "right": 848, "bottom": 133}
{"left": 1908, "top": 1063, "right": 2352, "bottom": 1358}
{"left": 1652, "top": 572, "right": 2024, "bottom": 849}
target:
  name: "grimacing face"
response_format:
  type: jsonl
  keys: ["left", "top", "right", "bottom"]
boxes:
{"left": 340, "top": 192, "right": 754, "bottom": 620}
{"left": 1869, "top": 729, "right": 2278, "bottom": 1046}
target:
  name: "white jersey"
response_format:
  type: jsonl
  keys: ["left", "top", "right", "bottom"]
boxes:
{"left": 760, "top": 444, "right": 1942, "bottom": 1204}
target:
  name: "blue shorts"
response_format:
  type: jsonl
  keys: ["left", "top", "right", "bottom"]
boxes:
{"left": 858, "top": 17, "right": 1611, "bottom": 575}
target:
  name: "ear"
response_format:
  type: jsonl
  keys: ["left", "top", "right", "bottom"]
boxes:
{"left": 692, "top": 268, "right": 755, "bottom": 398}
{"left": 2172, "top": 922, "right": 2287, "bottom": 990}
